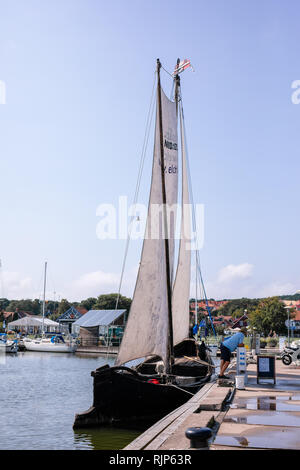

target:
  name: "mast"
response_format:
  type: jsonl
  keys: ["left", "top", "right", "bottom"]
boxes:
{"left": 116, "top": 60, "right": 178, "bottom": 368}
{"left": 156, "top": 59, "right": 174, "bottom": 374}
{"left": 42, "top": 261, "right": 47, "bottom": 335}
{"left": 174, "top": 58, "right": 181, "bottom": 116}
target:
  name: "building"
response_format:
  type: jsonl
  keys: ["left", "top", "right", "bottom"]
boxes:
{"left": 57, "top": 306, "right": 88, "bottom": 333}
{"left": 73, "top": 309, "right": 127, "bottom": 347}
{"left": 7, "top": 315, "right": 59, "bottom": 334}
{"left": 231, "top": 312, "right": 249, "bottom": 329}
{"left": 213, "top": 315, "right": 234, "bottom": 329}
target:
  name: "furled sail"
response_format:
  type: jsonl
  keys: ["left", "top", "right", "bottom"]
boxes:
{"left": 172, "top": 104, "right": 191, "bottom": 345}
{"left": 116, "top": 86, "right": 178, "bottom": 367}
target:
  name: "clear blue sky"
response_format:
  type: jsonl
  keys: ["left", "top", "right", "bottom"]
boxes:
{"left": 0, "top": 0, "right": 299, "bottom": 301}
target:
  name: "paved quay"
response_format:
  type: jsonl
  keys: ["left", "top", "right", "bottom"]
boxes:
{"left": 211, "top": 359, "right": 300, "bottom": 450}
{"left": 125, "top": 354, "right": 300, "bottom": 451}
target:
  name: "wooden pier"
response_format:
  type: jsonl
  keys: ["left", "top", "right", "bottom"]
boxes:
{"left": 75, "top": 345, "right": 119, "bottom": 355}
{"left": 125, "top": 355, "right": 300, "bottom": 451}
{"left": 125, "top": 375, "right": 231, "bottom": 450}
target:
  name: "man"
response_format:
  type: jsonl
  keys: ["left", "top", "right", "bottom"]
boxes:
{"left": 219, "top": 327, "right": 247, "bottom": 379}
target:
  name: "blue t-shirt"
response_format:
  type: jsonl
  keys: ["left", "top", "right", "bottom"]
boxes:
{"left": 222, "top": 332, "right": 244, "bottom": 352}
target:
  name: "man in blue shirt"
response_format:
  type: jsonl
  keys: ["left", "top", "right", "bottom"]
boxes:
{"left": 219, "top": 327, "right": 247, "bottom": 379}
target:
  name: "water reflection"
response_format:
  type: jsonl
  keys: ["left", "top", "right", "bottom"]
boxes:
{"left": 231, "top": 395, "right": 300, "bottom": 412}
{"left": 233, "top": 436, "right": 249, "bottom": 446}
{"left": 73, "top": 427, "right": 141, "bottom": 450}
{"left": 224, "top": 410, "right": 300, "bottom": 427}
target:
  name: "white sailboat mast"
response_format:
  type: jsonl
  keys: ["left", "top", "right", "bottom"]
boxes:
{"left": 42, "top": 261, "right": 47, "bottom": 335}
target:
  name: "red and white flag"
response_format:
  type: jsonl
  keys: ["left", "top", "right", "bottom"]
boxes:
{"left": 173, "top": 59, "right": 194, "bottom": 76}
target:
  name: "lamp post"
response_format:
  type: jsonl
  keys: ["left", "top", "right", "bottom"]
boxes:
{"left": 288, "top": 308, "right": 290, "bottom": 347}
{"left": 284, "top": 306, "right": 290, "bottom": 346}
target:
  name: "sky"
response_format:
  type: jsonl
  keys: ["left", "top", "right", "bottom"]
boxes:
{"left": 0, "top": 0, "right": 299, "bottom": 302}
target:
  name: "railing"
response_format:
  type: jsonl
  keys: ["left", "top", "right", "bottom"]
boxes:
{"left": 77, "top": 336, "right": 123, "bottom": 348}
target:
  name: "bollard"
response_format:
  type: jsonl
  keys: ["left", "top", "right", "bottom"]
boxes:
{"left": 185, "top": 427, "right": 212, "bottom": 449}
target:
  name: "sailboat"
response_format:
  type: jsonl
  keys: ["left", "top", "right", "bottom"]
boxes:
{"left": 24, "top": 262, "right": 77, "bottom": 353}
{"left": 73, "top": 59, "right": 213, "bottom": 429}
{"left": 0, "top": 333, "right": 18, "bottom": 353}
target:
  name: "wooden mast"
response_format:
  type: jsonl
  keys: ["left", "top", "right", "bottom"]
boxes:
{"left": 174, "top": 58, "right": 181, "bottom": 116}
{"left": 156, "top": 59, "right": 174, "bottom": 375}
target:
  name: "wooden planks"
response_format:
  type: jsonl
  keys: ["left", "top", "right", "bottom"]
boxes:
{"left": 125, "top": 381, "right": 217, "bottom": 450}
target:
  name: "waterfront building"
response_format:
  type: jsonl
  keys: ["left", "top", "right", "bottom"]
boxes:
{"left": 72, "top": 309, "right": 127, "bottom": 347}
{"left": 57, "top": 306, "right": 88, "bottom": 333}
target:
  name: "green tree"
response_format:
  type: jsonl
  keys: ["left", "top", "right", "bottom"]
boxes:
{"left": 31, "top": 299, "right": 41, "bottom": 315}
{"left": 218, "top": 298, "right": 259, "bottom": 318}
{"left": 57, "top": 299, "right": 71, "bottom": 317}
{"left": 0, "top": 298, "right": 9, "bottom": 311}
{"left": 93, "top": 293, "right": 131, "bottom": 312}
{"left": 249, "top": 297, "right": 293, "bottom": 336}
{"left": 6, "top": 299, "right": 39, "bottom": 314}
{"left": 79, "top": 297, "right": 97, "bottom": 311}
{"left": 45, "top": 300, "right": 59, "bottom": 316}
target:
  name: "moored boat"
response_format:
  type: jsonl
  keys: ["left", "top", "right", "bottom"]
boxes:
{"left": 23, "top": 334, "right": 77, "bottom": 353}
{"left": 0, "top": 333, "right": 18, "bottom": 353}
{"left": 23, "top": 262, "right": 77, "bottom": 353}
{"left": 74, "top": 59, "right": 213, "bottom": 429}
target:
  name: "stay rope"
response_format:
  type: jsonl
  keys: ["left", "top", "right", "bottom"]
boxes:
{"left": 178, "top": 94, "right": 216, "bottom": 337}
{"left": 115, "top": 72, "right": 157, "bottom": 310}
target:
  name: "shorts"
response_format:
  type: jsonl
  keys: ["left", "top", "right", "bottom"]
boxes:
{"left": 220, "top": 343, "right": 231, "bottom": 362}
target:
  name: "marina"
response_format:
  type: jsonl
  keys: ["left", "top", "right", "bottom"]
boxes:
{"left": 1, "top": 0, "right": 300, "bottom": 456}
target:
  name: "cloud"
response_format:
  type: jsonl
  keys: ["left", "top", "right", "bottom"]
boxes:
{"left": 192, "top": 261, "right": 300, "bottom": 300}
{"left": 1, "top": 271, "right": 34, "bottom": 299}
{"left": 64, "top": 266, "right": 139, "bottom": 301}
{"left": 190, "top": 262, "right": 256, "bottom": 300}
{"left": 257, "top": 282, "right": 297, "bottom": 298}
{"left": 217, "top": 263, "right": 254, "bottom": 283}
{"left": 69, "top": 270, "right": 120, "bottom": 299}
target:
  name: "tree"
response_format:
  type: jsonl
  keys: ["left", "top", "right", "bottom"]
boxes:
{"left": 6, "top": 299, "right": 40, "bottom": 314}
{"left": 79, "top": 297, "right": 97, "bottom": 311}
{"left": 0, "top": 298, "right": 9, "bottom": 311}
{"left": 93, "top": 293, "right": 131, "bottom": 312}
{"left": 218, "top": 298, "right": 259, "bottom": 318}
{"left": 45, "top": 300, "right": 59, "bottom": 316}
{"left": 57, "top": 299, "right": 71, "bottom": 316}
{"left": 249, "top": 297, "right": 293, "bottom": 336}
{"left": 32, "top": 299, "right": 41, "bottom": 315}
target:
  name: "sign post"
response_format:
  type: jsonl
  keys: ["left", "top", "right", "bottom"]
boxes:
{"left": 237, "top": 346, "right": 247, "bottom": 377}
{"left": 257, "top": 355, "right": 276, "bottom": 384}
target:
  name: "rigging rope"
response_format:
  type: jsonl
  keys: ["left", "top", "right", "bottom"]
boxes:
{"left": 115, "top": 72, "right": 157, "bottom": 310}
{"left": 178, "top": 94, "right": 216, "bottom": 337}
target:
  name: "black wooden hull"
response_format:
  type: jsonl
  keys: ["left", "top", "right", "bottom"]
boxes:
{"left": 73, "top": 340, "right": 212, "bottom": 429}
{"left": 74, "top": 366, "right": 211, "bottom": 429}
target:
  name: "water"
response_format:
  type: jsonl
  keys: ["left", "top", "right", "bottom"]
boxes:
{"left": 0, "top": 352, "right": 141, "bottom": 450}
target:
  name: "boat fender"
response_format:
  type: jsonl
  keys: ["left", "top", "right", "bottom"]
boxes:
{"left": 147, "top": 378, "right": 160, "bottom": 384}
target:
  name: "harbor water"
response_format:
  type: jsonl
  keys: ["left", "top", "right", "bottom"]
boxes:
{"left": 0, "top": 352, "right": 141, "bottom": 450}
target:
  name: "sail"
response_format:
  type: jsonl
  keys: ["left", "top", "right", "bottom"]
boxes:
{"left": 172, "top": 104, "right": 191, "bottom": 345}
{"left": 116, "top": 87, "right": 178, "bottom": 367}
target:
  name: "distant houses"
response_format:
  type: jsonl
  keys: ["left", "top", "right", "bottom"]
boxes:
{"left": 281, "top": 300, "right": 300, "bottom": 330}
{"left": 189, "top": 300, "right": 249, "bottom": 330}
{"left": 190, "top": 298, "right": 300, "bottom": 332}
